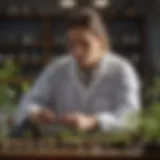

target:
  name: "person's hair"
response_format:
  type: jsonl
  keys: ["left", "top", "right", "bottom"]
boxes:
{"left": 68, "top": 8, "right": 110, "bottom": 49}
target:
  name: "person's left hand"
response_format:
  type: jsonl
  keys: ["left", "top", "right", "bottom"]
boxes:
{"left": 59, "top": 113, "right": 99, "bottom": 131}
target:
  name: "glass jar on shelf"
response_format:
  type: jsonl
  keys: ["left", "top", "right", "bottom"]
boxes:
{"left": 22, "top": 34, "right": 35, "bottom": 46}
{"left": 7, "top": 4, "right": 20, "bottom": 16}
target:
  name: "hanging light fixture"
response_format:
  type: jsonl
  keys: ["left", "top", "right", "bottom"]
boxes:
{"left": 93, "top": 0, "right": 110, "bottom": 8}
{"left": 59, "top": 0, "right": 76, "bottom": 8}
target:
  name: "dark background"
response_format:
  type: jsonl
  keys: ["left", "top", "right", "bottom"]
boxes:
{"left": 0, "top": 0, "right": 159, "bottom": 89}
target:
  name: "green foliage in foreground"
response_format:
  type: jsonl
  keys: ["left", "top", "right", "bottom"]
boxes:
{"left": 138, "top": 77, "right": 160, "bottom": 142}
{"left": 1, "top": 60, "right": 160, "bottom": 146}
{"left": 0, "top": 60, "right": 18, "bottom": 109}
{"left": 0, "top": 60, "right": 31, "bottom": 139}
{"left": 27, "top": 77, "right": 160, "bottom": 145}
{"left": 0, "top": 59, "right": 31, "bottom": 109}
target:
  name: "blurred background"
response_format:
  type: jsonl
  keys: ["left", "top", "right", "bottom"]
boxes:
{"left": 0, "top": 0, "right": 160, "bottom": 139}
{"left": 0, "top": 0, "right": 159, "bottom": 88}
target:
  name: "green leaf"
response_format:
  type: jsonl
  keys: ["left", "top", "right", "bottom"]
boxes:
{"left": 21, "top": 81, "right": 31, "bottom": 93}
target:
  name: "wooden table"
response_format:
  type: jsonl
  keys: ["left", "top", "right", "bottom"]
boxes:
{"left": 0, "top": 149, "right": 151, "bottom": 160}
{"left": 0, "top": 140, "right": 159, "bottom": 159}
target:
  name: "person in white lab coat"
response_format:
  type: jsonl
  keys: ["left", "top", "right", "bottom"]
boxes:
{"left": 14, "top": 8, "right": 141, "bottom": 134}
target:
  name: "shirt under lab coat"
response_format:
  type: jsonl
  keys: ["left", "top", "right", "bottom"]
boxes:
{"left": 14, "top": 52, "right": 141, "bottom": 134}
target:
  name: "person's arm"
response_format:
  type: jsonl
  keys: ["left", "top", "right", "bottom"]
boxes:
{"left": 58, "top": 63, "right": 141, "bottom": 132}
{"left": 14, "top": 60, "right": 57, "bottom": 126}
{"left": 95, "top": 63, "right": 141, "bottom": 132}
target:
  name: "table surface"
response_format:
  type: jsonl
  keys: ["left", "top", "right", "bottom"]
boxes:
{"left": 0, "top": 140, "right": 159, "bottom": 159}
{"left": 0, "top": 149, "right": 143, "bottom": 158}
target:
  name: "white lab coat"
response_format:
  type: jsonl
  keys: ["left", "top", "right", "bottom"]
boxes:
{"left": 15, "top": 52, "right": 141, "bottom": 134}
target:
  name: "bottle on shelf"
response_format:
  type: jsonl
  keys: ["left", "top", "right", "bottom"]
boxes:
{"left": 22, "top": 33, "right": 34, "bottom": 46}
{"left": 7, "top": 4, "right": 20, "bottom": 16}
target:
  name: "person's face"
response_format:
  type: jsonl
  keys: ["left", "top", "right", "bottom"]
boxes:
{"left": 68, "top": 28, "right": 104, "bottom": 68}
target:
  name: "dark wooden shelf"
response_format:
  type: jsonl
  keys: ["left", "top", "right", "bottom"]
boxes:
{"left": 0, "top": 41, "right": 43, "bottom": 49}
{"left": 0, "top": 42, "right": 142, "bottom": 51}
{"left": 0, "top": 9, "right": 146, "bottom": 85}
{"left": 0, "top": 14, "right": 44, "bottom": 20}
{"left": 52, "top": 44, "right": 142, "bottom": 51}
{"left": 104, "top": 14, "right": 142, "bottom": 21}
{"left": 113, "top": 44, "right": 142, "bottom": 51}
{"left": 0, "top": 13, "right": 143, "bottom": 21}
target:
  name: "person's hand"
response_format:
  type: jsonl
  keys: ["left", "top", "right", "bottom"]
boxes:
{"left": 59, "top": 113, "right": 99, "bottom": 131}
{"left": 29, "top": 108, "right": 55, "bottom": 125}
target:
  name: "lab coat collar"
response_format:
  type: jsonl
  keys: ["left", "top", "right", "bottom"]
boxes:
{"left": 69, "top": 51, "right": 112, "bottom": 102}
{"left": 71, "top": 51, "right": 112, "bottom": 78}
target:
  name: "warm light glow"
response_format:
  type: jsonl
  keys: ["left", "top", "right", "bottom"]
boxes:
{"left": 59, "top": 0, "right": 76, "bottom": 8}
{"left": 93, "top": 0, "right": 110, "bottom": 8}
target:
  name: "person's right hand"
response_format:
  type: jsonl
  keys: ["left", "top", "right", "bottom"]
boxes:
{"left": 29, "top": 108, "right": 55, "bottom": 125}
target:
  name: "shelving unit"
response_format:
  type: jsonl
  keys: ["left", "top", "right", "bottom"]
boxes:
{"left": 0, "top": 9, "right": 146, "bottom": 85}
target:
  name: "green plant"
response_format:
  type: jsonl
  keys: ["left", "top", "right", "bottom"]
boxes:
{"left": 138, "top": 77, "right": 160, "bottom": 142}
{"left": 0, "top": 60, "right": 18, "bottom": 109}
{"left": 0, "top": 59, "right": 31, "bottom": 139}
{"left": 0, "top": 59, "right": 31, "bottom": 108}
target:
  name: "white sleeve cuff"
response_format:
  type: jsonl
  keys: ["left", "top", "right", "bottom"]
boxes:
{"left": 14, "top": 104, "right": 42, "bottom": 126}
{"left": 95, "top": 112, "right": 138, "bottom": 132}
{"left": 27, "top": 104, "right": 42, "bottom": 114}
{"left": 95, "top": 113, "right": 117, "bottom": 132}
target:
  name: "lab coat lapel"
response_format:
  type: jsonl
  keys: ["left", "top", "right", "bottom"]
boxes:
{"left": 84, "top": 53, "right": 110, "bottom": 101}
{"left": 70, "top": 53, "right": 110, "bottom": 104}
